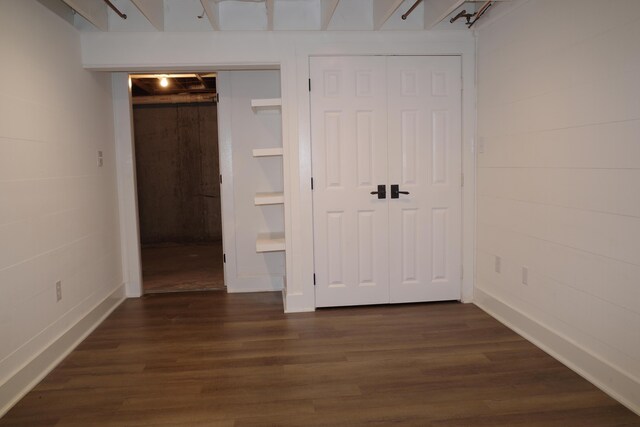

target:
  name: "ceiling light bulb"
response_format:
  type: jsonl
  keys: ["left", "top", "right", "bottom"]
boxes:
{"left": 160, "top": 77, "right": 169, "bottom": 87}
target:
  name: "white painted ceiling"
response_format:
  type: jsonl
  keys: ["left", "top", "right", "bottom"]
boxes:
{"left": 65, "top": 0, "right": 508, "bottom": 32}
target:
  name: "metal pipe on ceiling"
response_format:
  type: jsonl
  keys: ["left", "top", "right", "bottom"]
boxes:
{"left": 401, "top": 0, "right": 423, "bottom": 20}
{"left": 468, "top": 0, "right": 493, "bottom": 28}
{"left": 104, "top": 0, "right": 127, "bottom": 19}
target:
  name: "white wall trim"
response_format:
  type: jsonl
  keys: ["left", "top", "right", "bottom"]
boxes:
{"left": 296, "top": 51, "right": 476, "bottom": 308}
{"left": 474, "top": 287, "right": 640, "bottom": 416}
{"left": 283, "top": 291, "right": 315, "bottom": 313}
{"left": 112, "top": 72, "right": 143, "bottom": 298}
{"left": 225, "top": 279, "right": 284, "bottom": 294}
{"left": 0, "top": 285, "right": 126, "bottom": 417}
{"left": 215, "top": 71, "right": 239, "bottom": 292}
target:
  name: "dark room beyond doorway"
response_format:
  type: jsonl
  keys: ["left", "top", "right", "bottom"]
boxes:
{"left": 131, "top": 73, "right": 224, "bottom": 294}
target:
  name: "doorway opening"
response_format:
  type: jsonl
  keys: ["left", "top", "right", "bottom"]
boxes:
{"left": 130, "top": 73, "right": 225, "bottom": 294}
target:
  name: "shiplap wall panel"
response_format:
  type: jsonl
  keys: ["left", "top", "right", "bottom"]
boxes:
{"left": 0, "top": 1, "right": 122, "bottom": 379}
{"left": 477, "top": 224, "right": 640, "bottom": 314}
{"left": 478, "top": 196, "right": 640, "bottom": 265}
{"left": 478, "top": 168, "right": 640, "bottom": 218}
{"left": 476, "top": 248, "right": 640, "bottom": 380}
{"left": 479, "top": 120, "right": 640, "bottom": 169}
{"left": 476, "top": 0, "right": 640, "bottom": 389}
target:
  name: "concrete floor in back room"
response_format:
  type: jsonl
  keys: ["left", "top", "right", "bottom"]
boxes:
{"left": 141, "top": 242, "right": 225, "bottom": 293}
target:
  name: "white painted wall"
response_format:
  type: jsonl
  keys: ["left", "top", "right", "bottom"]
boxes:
{"left": 0, "top": 0, "right": 124, "bottom": 412}
{"left": 475, "top": 0, "right": 640, "bottom": 412}
{"left": 82, "top": 30, "right": 477, "bottom": 312}
{"left": 217, "top": 70, "right": 286, "bottom": 292}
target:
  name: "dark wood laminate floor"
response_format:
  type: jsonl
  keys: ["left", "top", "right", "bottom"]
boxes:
{"left": 1, "top": 292, "right": 638, "bottom": 426}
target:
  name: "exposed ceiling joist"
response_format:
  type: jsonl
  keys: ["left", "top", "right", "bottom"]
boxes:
{"left": 130, "top": 73, "right": 216, "bottom": 78}
{"left": 200, "top": 0, "right": 219, "bottom": 30}
{"left": 266, "top": 0, "right": 274, "bottom": 30}
{"left": 133, "top": 93, "right": 217, "bottom": 105}
{"left": 61, "top": 0, "right": 108, "bottom": 31}
{"left": 64, "top": 0, "right": 510, "bottom": 33}
{"left": 424, "top": 0, "right": 465, "bottom": 29}
{"left": 320, "top": 0, "right": 340, "bottom": 30}
{"left": 131, "top": 0, "right": 164, "bottom": 31}
{"left": 196, "top": 74, "right": 208, "bottom": 89}
{"left": 373, "top": 0, "right": 405, "bottom": 30}
{"left": 132, "top": 78, "right": 157, "bottom": 95}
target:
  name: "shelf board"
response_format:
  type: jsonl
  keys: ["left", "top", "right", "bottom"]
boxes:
{"left": 256, "top": 232, "right": 285, "bottom": 252}
{"left": 255, "top": 192, "right": 284, "bottom": 205}
{"left": 251, "top": 98, "right": 282, "bottom": 109}
{"left": 252, "top": 147, "right": 283, "bottom": 157}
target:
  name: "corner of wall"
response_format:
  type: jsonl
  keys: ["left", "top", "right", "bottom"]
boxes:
{"left": 0, "top": 285, "right": 126, "bottom": 417}
{"left": 474, "top": 287, "right": 640, "bottom": 416}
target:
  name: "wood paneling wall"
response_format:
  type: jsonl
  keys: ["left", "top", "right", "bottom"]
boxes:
{"left": 133, "top": 103, "right": 221, "bottom": 244}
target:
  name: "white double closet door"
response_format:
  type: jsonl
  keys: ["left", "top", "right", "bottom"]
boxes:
{"left": 311, "top": 56, "right": 462, "bottom": 308}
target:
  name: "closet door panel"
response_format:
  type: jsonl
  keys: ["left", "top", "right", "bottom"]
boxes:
{"left": 311, "top": 56, "right": 390, "bottom": 307}
{"left": 387, "top": 56, "right": 462, "bottom": 303}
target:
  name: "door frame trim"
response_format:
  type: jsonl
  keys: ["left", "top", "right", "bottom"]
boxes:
{"left": 111, "top": 66, "right": 288, "bottom": 298}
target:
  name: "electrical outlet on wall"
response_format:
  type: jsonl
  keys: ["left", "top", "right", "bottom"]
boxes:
{"left": 56, "top": 281, "right": 62, "bottom": 302}
{"left": 478, "top": 137, "right": 485, "bottom": 154}
{"left": 522, "top": 266, "right": 529, "bottom": 285}
{"left": 97, "top": 150, "right": 104, "bottom": 167}
{"left": 495, "top": 256, "right": 501, "bottom": 273}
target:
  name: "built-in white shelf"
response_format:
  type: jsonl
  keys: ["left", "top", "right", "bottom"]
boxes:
{"left": 252, "top": 147, "right": 283, "bottom": 157}
{"left": 251, "top": 98, "right": 282, "bottom": 109}
{"left": 256, "top": 232, "right": 285, "bottom": 252}
{"left": 254, "top": 192, "right": 284, "bottom": 205}
{"left": 252, "top": 96, "right": 285, "bottom": 256}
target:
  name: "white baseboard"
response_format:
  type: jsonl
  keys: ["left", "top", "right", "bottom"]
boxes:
{"left": 226, "top": 286, "right": 284, "bottom": 293}
{"left": 474, "top": 287, "right": 640, "bottom": 416}
{"left": 0, "top": 284, "right": 126, "bottom": 417}
{"left": 226, "top": 276, "right": 284, "bottom": 293}
{"left": 283, "top": 289, "right": 315, "bottom": 313}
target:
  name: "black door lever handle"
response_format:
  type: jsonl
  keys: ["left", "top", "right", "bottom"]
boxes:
{"left": 370, "top": 184, "right": 386, "bottom": 199}
{"left": 391, "top": 184, "right": 410, "bottom": 199}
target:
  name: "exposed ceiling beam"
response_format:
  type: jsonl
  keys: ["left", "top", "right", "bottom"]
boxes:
{"left": 61, "top": 0, "right": 108, "bottom": 31}
{"left": 133, "top": 93, "right": 217, "bottom": 106}
{"left": 131, "top": 0, "right": 164, "bottom": 31}
{"left": 172, "top": 77, "right": 187, "bottom": 91}
{"left": 130, "top": 73, "right": 207, "bottom": 78}
{"left": 266, "top": 0, "right": 274, "bottom": 30}
{"left": 372, "top": 0, "right": 405, "bottom": 30}
{"left": 196, "top": 74, "right": 208, "bottom": 89}
{"left": 132, "top": 78, "right": 157, "bottom": 95}
{"left": 424, "top": 0, "right": 464, "bottom": 29}
{"left": 320, "top": 0, "right": 340, "bottom": 30}
{"left": 200, "top": 0, "right": 219, "bottom": 30}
